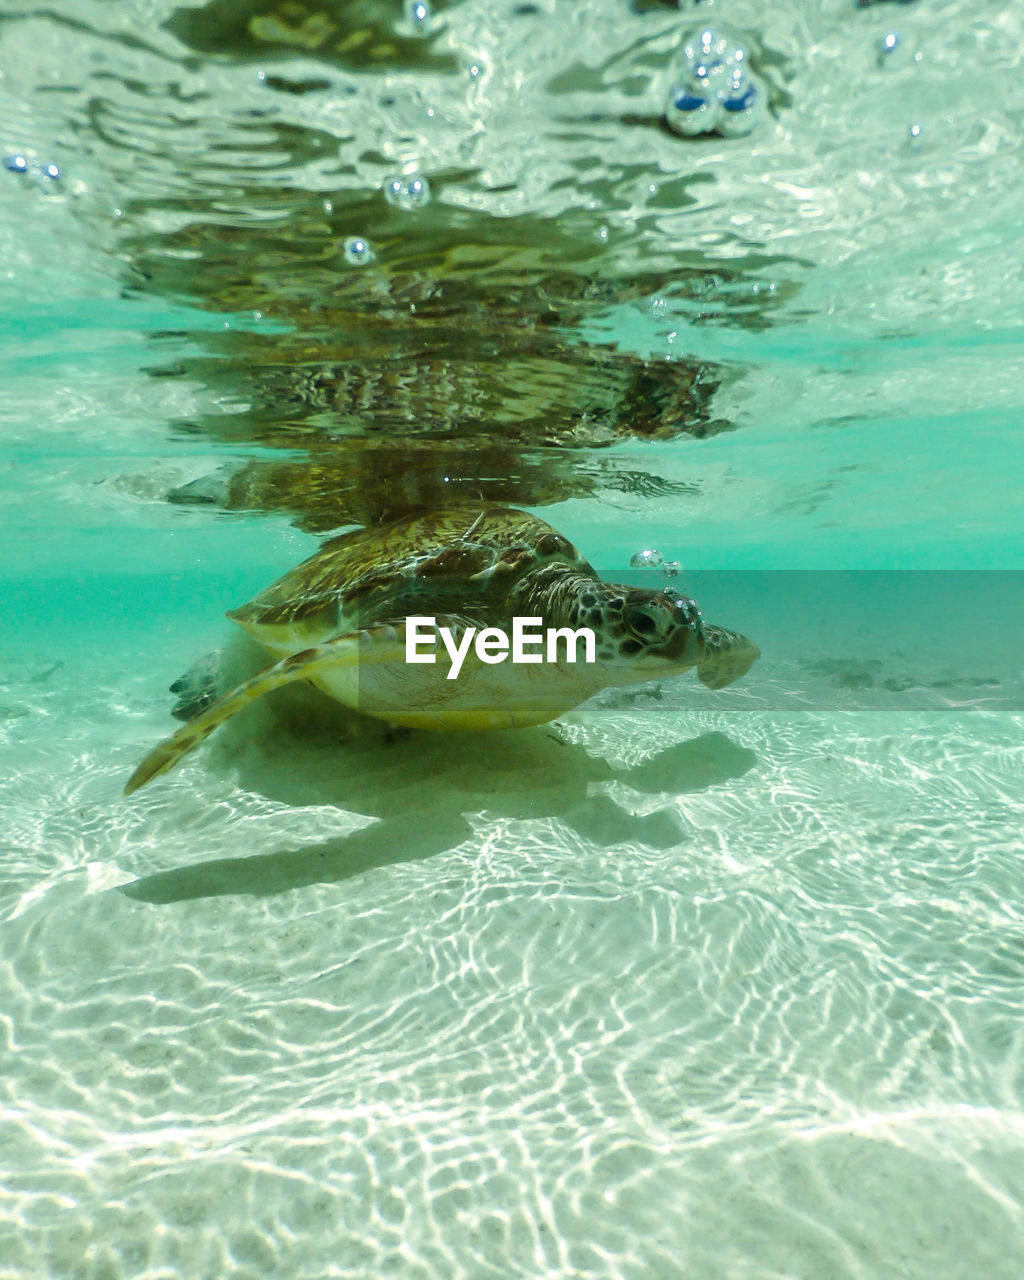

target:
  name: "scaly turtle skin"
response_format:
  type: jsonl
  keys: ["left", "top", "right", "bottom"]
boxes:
{"left": 125, "top": 506, "right": 759, "bottom": 794}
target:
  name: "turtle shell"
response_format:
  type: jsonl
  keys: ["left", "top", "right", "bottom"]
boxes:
{"left": 226, "top": 506, "right": 594, "bottom": 653}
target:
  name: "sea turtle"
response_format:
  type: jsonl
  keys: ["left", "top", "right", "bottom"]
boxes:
{"left": 124, "top": 506, "right": 759, "bottom": 794}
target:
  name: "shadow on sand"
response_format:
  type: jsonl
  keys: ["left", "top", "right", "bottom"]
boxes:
{"left": 121, "top": 696, "right": 758, "bottom": 904}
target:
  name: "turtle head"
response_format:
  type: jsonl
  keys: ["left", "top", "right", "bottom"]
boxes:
{"left": 577, "top": 585, "right": 704, "bottom": 670}
{"left": 571, "top": 583, "right": 759, "bottom": 688}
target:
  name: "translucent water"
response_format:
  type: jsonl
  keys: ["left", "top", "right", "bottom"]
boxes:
{"left": 2, "top": 1, "right": 1023, "bottom": 1276}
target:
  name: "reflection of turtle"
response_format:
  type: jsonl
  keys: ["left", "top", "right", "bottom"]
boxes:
{"left": 126, "top": 178, "right": 792, "bottom": 529}
{"left": 118, "top": 1, "right": 802, "bottom": 531}
{"left": 165, "top": 441, "right": 700, "bottom": 532}
{"left": 164, "top": 0, "right": 461, "bottom": 72}
{"left": 125, "top": 506, "right": 758, "bottom": 793}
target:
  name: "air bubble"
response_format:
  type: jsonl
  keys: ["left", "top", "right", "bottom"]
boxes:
{"left": 630, "top": 549, "right": 664, "bottom": 570}
{"left": 405, "top": 0, "right": 431, "bottom": 32}
{"left": 665, "top": 27, "right": 765, "bottom": 139}
{"left": 662, "top": 561, "right": 682, "bottom": 579}
{"left": 903, "top": 121, "right": 929, "bottom": 158}
{"left": 343, "top": 236, "right": 375, "bottom": 266}
{"left": 384, "top": 174, "right": 431, "bottom": 210}
{"left": 42, "top": 162, "right": 61, "bottom": 181}
{"left": 3, "top": 154, "right": 28, "bottom": 173}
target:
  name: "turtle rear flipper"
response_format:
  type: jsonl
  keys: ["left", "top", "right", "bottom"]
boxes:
{"left": 169, "top": 650, "right": 224, "bottom": 721}
{"left": 125, "top": 625, "right": 405, "bottom": 795}
{"left": 697, "top": 626, "right": 760, "bottom": 690}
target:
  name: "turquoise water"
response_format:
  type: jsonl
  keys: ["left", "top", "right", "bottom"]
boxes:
{"left": 3, "top": 1, "right": 1024, "bottom": 1276}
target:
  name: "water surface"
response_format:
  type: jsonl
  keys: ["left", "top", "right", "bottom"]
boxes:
{"left": 2, "top": 1, "right": 1023, "bottom": 1276}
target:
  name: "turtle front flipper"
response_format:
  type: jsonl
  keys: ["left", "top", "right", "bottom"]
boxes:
{"left": 697, "top": 625, "right": 760, "bottom": 690}
{"left": 124, "top": 625, "right": 404, "bottom": 795}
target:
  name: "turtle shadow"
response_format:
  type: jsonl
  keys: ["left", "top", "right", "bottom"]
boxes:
{"left": 121, "top": 701, "right": 757, "bottom": 904}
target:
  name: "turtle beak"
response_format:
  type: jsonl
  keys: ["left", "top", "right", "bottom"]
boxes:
{"left": 697, "top": 627, "right": 760, "bottom": 688}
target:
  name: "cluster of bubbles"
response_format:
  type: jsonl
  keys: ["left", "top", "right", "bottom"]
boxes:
{"left": 383, "top": 174, "right": 431, "bottom": 210}
{"left": 629, "top": 548, "right": 683, "bottom": 579}
{"left": 341, "top": 172, "right": 433, "bottom": 267}
{"left": 874, "top": 22, "right": 925, "bottom": 147}
{"left": 3, "top": 153, "right": 61, "bottom": 190}
{"left": 664, "top": 28, "right": 764, "bottom": 138}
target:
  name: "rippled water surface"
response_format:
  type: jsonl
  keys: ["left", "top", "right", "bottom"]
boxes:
{"left": 3, "top": 0, "right": 1024, "bottom": 1276}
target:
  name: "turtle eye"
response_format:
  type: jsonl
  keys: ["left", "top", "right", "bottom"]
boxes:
{"left": 624, "top": 605, "right": 659, "bottom": 637}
